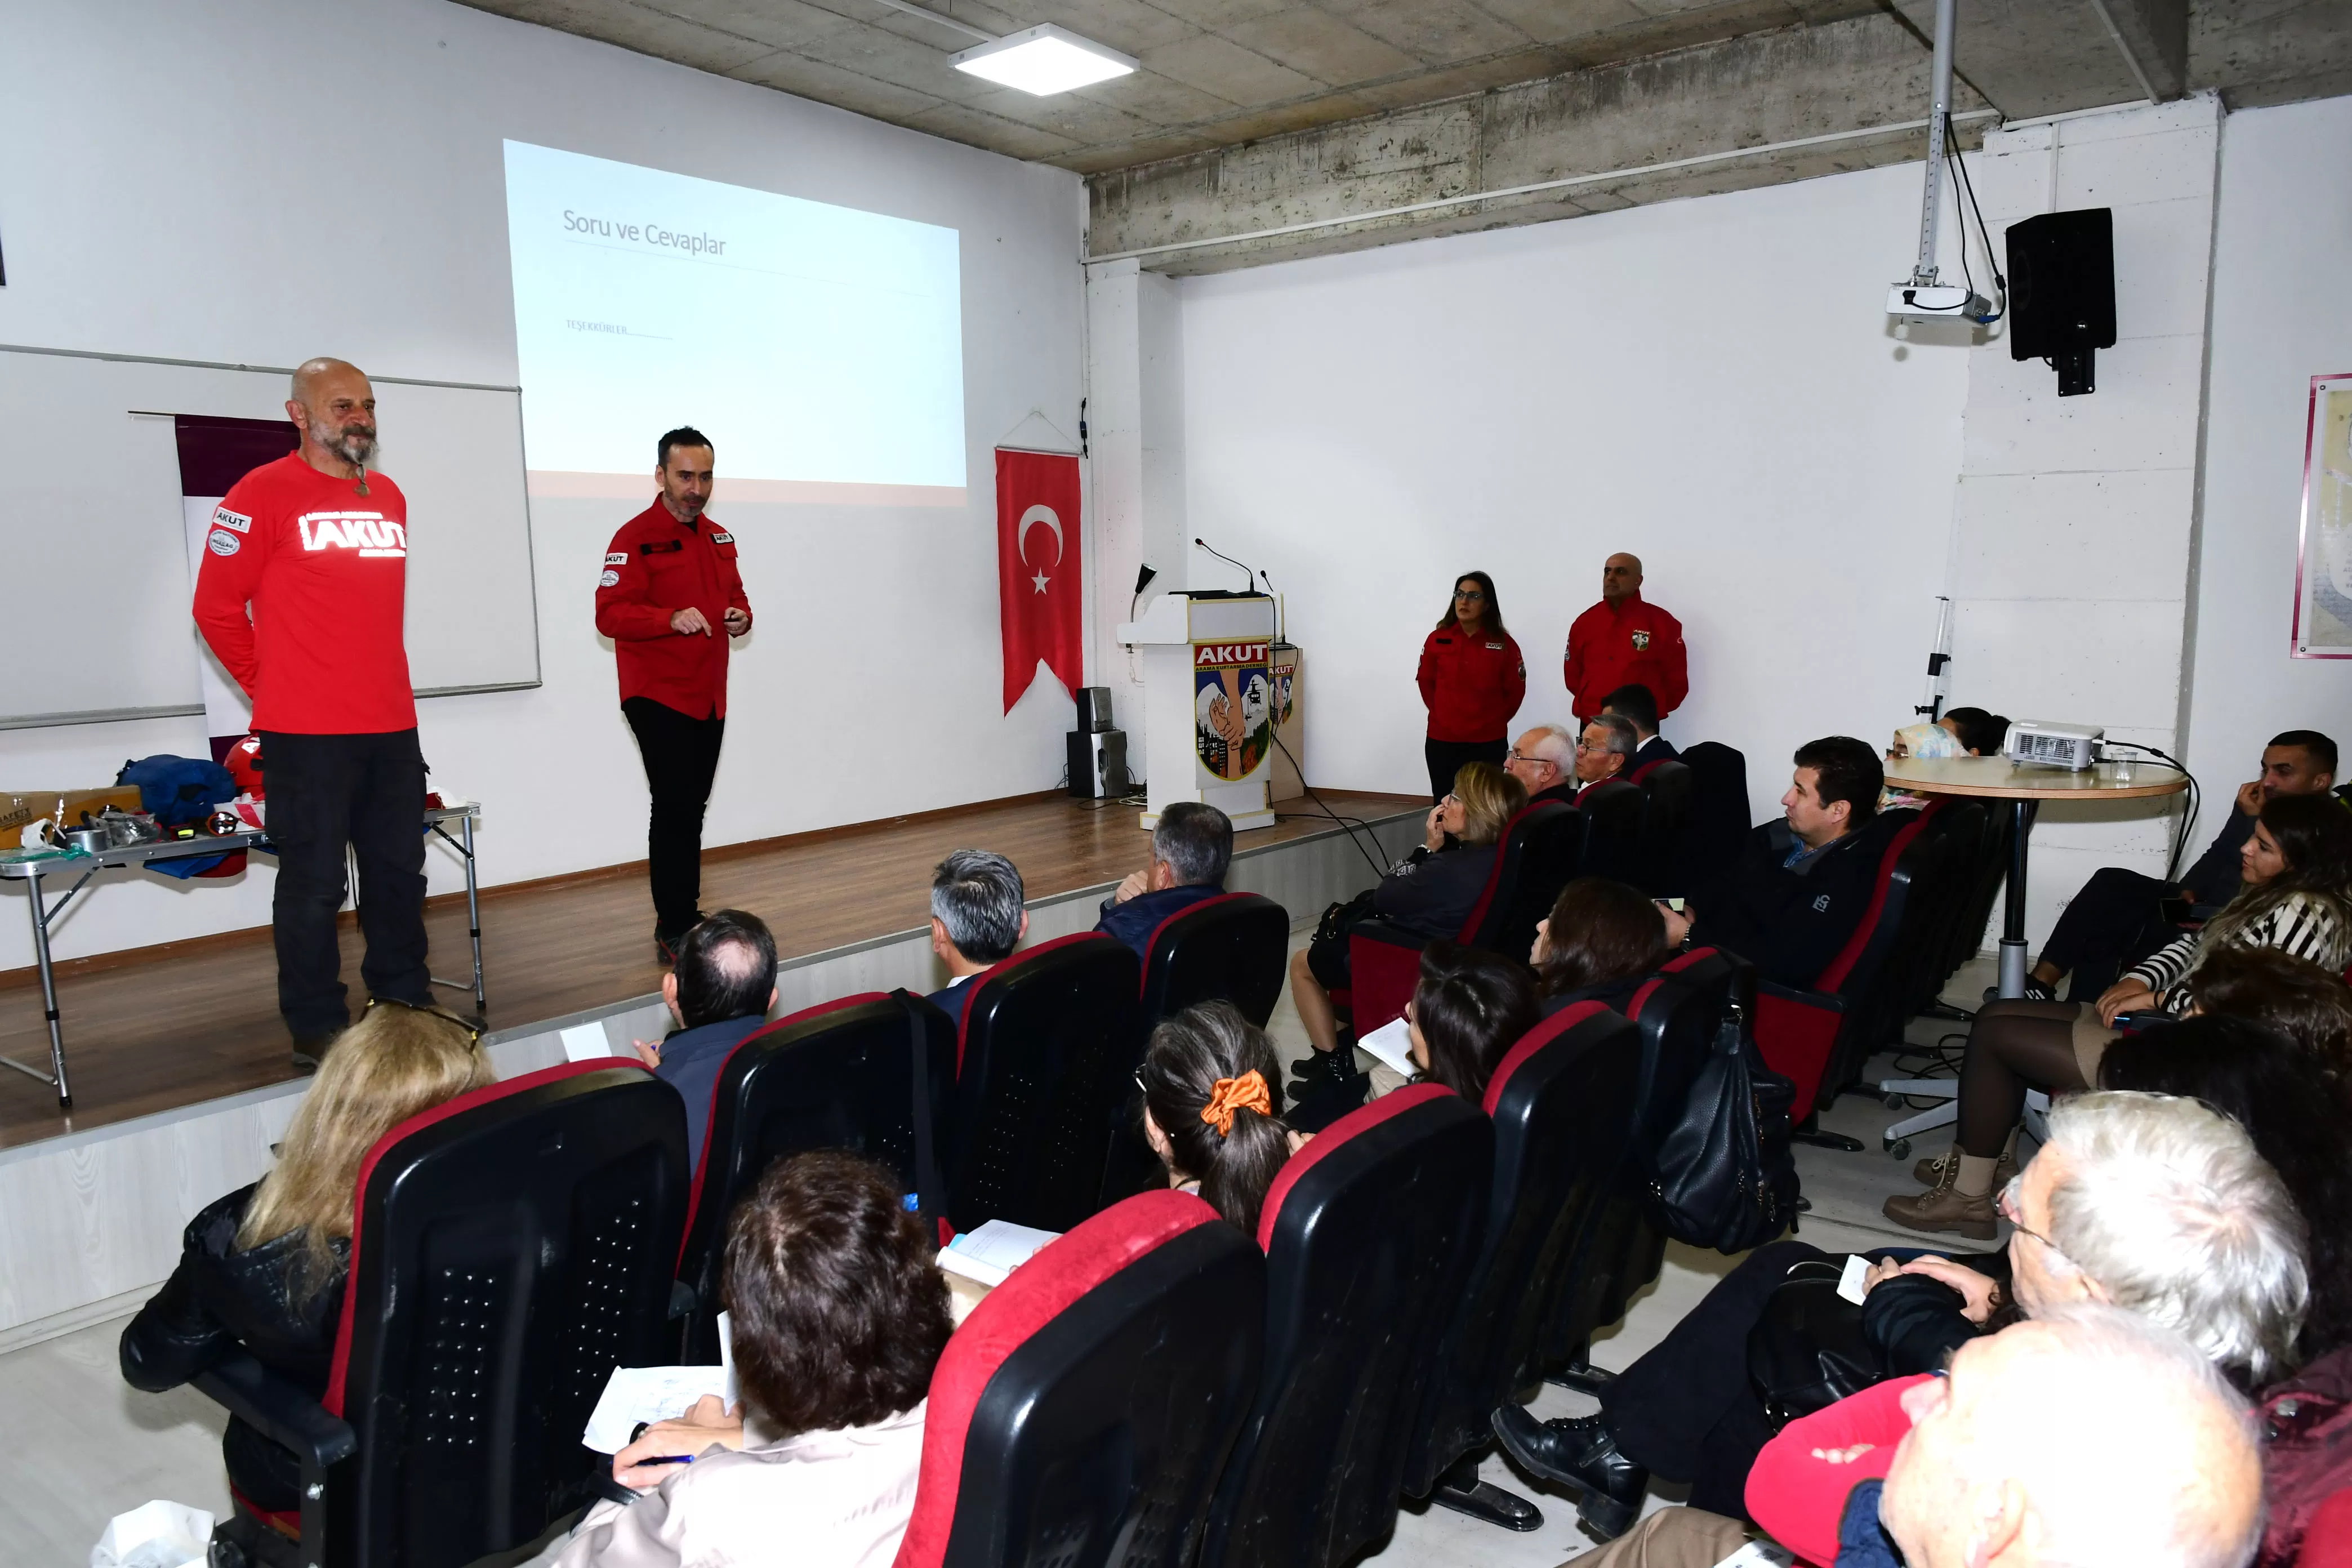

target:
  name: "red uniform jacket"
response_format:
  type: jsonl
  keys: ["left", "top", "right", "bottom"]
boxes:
{"left": 1562, "top": 592, "right": 1688, "bottom": 720}
{"left": 1418, "top": 623, "right": 1526, "bottom": 743}
{"left": 1745, "top": 1373, "right": 1924, "bottom": 1566}
{"left": 594, "top": 501, "right": 752, "bottom": 719}
{"left": 191, "top": 454, "right": 416, "bottom": 735}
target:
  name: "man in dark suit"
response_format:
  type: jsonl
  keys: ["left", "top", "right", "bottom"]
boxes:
{"left": 631, "top": 909, "right": 777, "bottom": 1169}
{"left": 1603, "top": 683, "right": 1678, "bottom": 771}
{"left": 1505, "top": 723, "right": 1580, "bottom": 807}
{"left": 927, "top": 849, "right": 1027, "bottom": 1024}
{"left": 1095, "top": 802, "right": 1232, "bottom": 959}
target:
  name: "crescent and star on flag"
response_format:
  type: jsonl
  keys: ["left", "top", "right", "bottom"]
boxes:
{"left": 1019, "top": 503, "right": 1062, "bottom": 594}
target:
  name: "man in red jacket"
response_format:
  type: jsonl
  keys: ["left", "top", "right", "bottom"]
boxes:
{"left": 595, "top": 428, "right": 752, "bottom": 960}
{"left": 1563, "top": 553, "right": 1688, "bottom": 722}
{"left": 192, "top": 358, "right": 432, "bottom": 1064}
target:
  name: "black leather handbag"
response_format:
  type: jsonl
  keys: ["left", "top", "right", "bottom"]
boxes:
{"left": 1746, "top": 1258, "right": 1885, "bottom": 1431}
{"left": 1647, "top": 1001, "right": 1801, "bottom": 1253}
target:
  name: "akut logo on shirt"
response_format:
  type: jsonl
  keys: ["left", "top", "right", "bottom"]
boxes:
{"left": 297, "top": 511, "right": 406, "bottom": 558}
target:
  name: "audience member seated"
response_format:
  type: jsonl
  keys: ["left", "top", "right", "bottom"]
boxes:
{"left": 119, "top": 1002, "right": 495, "bottom": 1514}
{"left": 926, "top": 849, "right": 1027, "bottom": 1023}
{"left": 568, "top": 1151, "right": 953, "bottom": 1566}
{"left": 1503, "top": 722, "right": 1579, "bottom": 807}
{"left": 1094, "top": 801, "right": 1233, "bottom": 959}
{"left": 630, "top": 909, "right": 779, "bottom": 1169}
{"left": 1135, "top": 1001, "right": 1301, "bottom": 1235}
{"left": 1288, "top": 762, "right": 1526, "bottom": 1085}
{"left": 1573, "top": 713, "right": 1639, "bottom": 797}
{"left": 2186, "top": 944, "right": 2352, "bottom": 1083}
{"left": 1493, "top": 1089, "right": 2305, "bottom": 1538}
{"left": 2101, "top": 1014, "right": 2352, "bottom": 1362}
{"left": 1748, "top": 1307, "right": 2262, "bottom": 1568}
{"left": 1380, "top": 939, "right": 1539, "bottom": 1104}
{"left": 1530, "top": 876, "right": 1669, "bottom": 1015}
{"left": 1600, "top": 683, "right": 1676, "bottom": 768}
{"left": 1655, "top": 736, "right": 1884, "bottom": 988}
{"left": 2018, "top": 728, "right": 2337, "bottom": 1001}
{"left": 1886, "top": 792, "right": 2352, "bottom": 1237}
{"left": 1882, "top": 706, "right": 2011, "bottom": 809}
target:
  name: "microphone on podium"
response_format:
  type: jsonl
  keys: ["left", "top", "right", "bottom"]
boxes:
{"left": 1193, "top": 536, "right": 1258, "bottom": 592}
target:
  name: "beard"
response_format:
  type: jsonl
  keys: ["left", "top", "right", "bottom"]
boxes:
{"left": 310, "top": 418, "right": 377, "bottom": 468}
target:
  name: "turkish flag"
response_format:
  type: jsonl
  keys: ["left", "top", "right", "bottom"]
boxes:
{"left": 997, "top": 449, "right": 1083, "bottom": 713}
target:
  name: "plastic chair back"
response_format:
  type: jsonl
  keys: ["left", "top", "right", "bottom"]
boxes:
{"left": 1138, "top": 891, "right": 1291, "bottom": 1027}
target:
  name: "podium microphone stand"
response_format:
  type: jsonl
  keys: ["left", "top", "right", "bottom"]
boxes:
{"left": 1115, "top": 591, "right": 1292, "bottom": 831}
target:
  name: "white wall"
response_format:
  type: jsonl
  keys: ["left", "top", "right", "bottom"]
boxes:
{"left": 2188, "top": 95, "right": 2352, "bottom": 793}
{"left": 0, "top": 0, "right": 1083, "bottom": 966}
{"left": 1176, "top": 162, "right": 1974, "bottom": 822}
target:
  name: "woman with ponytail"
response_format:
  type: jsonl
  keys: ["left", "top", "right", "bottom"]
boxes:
{"left": 1137, "top": 1001, "right": 1304, "bottom": 1236}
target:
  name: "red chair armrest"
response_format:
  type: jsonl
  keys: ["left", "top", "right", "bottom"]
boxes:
{"left": 1752, "top": 981, "right": 1846, "bottom": 1119}
{"left": 1345, "top": 921, "right": 1427, "bottom": 1037}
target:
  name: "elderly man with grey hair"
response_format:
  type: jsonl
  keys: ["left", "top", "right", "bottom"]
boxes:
{"left": 926, "top": 849, "right": 1027, "bottom": 1024}
{"left": 1572, "top": 712, "right": 1639, "bottom": 795}
{"left": 1495, "top": 1089, "right": 2306, "bottom": 1540}
{"left": 1505, "top": 723, "right": 1580, "bottom": 807}
{"left": 1094, "top": 802, "right": 1233, "bottom": 961}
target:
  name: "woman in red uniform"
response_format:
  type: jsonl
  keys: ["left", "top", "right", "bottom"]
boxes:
{"left": 1416, "top": 572, "right": 1526, "bottom": 801}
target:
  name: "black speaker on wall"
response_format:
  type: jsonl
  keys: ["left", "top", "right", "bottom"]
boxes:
{"left": 2007, "top": 207, "right": 2115, "bottom": 397}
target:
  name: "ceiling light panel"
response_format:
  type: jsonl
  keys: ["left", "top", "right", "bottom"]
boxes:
{"left": 952, "top": 24, "right": 1137, "bottom": 96}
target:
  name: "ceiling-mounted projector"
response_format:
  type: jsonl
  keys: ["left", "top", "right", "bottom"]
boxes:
{"left": 1882, "top": 0, "right": 2001, "bottom": 337}
{"left": 1888, "top": 282, "right": 1994, "bottom": 327}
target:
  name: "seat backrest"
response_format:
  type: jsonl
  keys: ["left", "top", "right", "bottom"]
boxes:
{"left": 1810, "top": 806, "right": 1939, "bottom": 997}
{"left": 1138, "top": 891, "right": 1292, "bottom": 1027}
{"left": 322, "top": 1062, "right": 690, "bottom": 1567}
{"left": 951, "top": 933, "right": 1144, "bottom": 1233}
{"left": 894, "top": 1190, "right": 1264, "bottom": 1568}
{"left": 1574, "top": 778, "right": 1647, "bottom": 884}
{"left": 1672, "top": 741, "right": 1752, "bottom": 899}
{"left": 675, "top": 992, "right": 959, "bottom": 1360}
{"left": 1200, "top": 1085, "right": 1491, "bottom": 1568}
{"left": 1402, "top": 1003, "right": 1643, "bottom": 1497}
{"left": 1636, "top": 759, "right": 1696, "bottom": 894}
{"left": 1462, "top": 800, "right": 1580, "bottom": 959}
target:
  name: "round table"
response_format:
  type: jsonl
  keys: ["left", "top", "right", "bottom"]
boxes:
{"left": 1882, "top": 756, "right": 2189, "bottom": 1000}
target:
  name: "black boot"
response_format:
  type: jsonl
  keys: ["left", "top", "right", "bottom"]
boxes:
{"left": 1491, "top": 1406, "right": 1647, "bottom": 1540}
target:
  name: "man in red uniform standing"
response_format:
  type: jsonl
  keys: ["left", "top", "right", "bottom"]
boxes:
{"left": 595, "top": 428, "right": 752, "bottom": 961}
{"left": 193, "top": 358, "right": 433, "bottom": 1066}
{"left": 1562, "top": 552, "right": 1688, "bottom": 723}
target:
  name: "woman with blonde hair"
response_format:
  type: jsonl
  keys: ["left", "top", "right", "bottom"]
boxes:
{"left": 1289, "top": 760, "right": 1528, "bottom": 1087}
{"left": 121, "top": 1001, "right": 495, "bottom": 1512}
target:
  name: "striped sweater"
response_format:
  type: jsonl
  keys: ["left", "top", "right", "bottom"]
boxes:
{"left": 2126, "top": 890, "right": 2351, "bottom": 1016}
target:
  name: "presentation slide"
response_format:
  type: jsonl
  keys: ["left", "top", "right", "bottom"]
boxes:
{"left": 502, "top": 140, "right": 966, "bottom": 500}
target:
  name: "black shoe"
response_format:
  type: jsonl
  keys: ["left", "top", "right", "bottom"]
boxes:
{"left": 654, "top": 925, "right": 687, "bottom": 965}
{"left": 1491, "top": 1406, "right": 1647, "bottom": 1540}
{"left": 289, "top": 1028, "right": 344, "bottom": 1075}
{"left": 1290, "top": 1051, "right": 1333, "bottom": 1082}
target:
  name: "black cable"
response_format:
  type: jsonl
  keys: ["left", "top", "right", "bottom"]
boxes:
{"left": 1267, "top": 727, "right": 1393, "bottom": 880}
{"left": 1946, "top": 123, "right": 2007, "bottom": 324}
{"left": 2099, "top": 742, "right": 2201, "bottom": 884}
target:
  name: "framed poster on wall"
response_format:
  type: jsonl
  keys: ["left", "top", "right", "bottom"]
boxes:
{"left": 2295, "top": 372, "right": 2352, "bottom": 658}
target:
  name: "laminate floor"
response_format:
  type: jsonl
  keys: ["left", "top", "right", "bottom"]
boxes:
{"left": 0, "top": 789, "right": 1417, "bottom": 1152}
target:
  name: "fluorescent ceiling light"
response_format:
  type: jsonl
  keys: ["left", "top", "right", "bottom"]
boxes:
{"left": 953, "top": 24, "right": 1137, "bottom": 96}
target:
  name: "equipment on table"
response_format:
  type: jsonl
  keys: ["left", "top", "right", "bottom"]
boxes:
{"left": 2004, "top": 720, "right": 2104, "bottom": 772}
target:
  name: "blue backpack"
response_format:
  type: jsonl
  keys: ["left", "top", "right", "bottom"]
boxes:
{"left": 117, "top": 754, "right": 237, "bottom": 827}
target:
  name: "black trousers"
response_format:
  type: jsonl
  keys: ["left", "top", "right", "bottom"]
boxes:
{"left": 1424, "top": 736, "right": 1506, "bottom": 801}
{"left": 623, "top": 696, "right": 726, "bottom": 934}
{"left": 260, "top": 729, "right": 430, "bottom": 1039}
{"left": 2037, "top": 865, "right": 2177, "bottom": 999}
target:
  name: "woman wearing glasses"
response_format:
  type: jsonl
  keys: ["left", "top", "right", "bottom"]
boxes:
{"left": 121, "top": 1001, "right": 493, "bottom": 1520}
{"left": 1416, "top": 571, "right": 1526, "bottom": 801}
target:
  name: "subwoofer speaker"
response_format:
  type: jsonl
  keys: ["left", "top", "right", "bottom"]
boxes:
{"left": 2007, "top": 207, "right": 2115, "bottom": 397}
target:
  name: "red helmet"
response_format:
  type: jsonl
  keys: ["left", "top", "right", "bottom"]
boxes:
{"left": 225, "top": 733, "right": 265, "bottom": 799}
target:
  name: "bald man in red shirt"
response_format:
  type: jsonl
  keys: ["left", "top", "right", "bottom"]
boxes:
{"left": 1562, "top": 552, "right": 1689, "bottom": 723}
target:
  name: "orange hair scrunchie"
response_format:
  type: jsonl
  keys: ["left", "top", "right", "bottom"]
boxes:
{"left": 1199, "top": 1070, "right": 1272, "bottom": 1138}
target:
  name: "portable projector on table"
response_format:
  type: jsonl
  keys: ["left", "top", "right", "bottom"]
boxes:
{"left": 2005, "top": 721, "right": 2104, "bottom": 772}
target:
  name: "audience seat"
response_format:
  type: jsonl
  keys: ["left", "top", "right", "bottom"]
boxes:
{"left": 1198, "top": 1084, "right": 1493, "bottom": 1568}
{"left": 1573, "top": 777, "right": 1647, "bottom": 886}
{"left": 674, "top": 991, "right": 959, "bottom": 1361}
{"left": 1671, "top": 741, "right": 1751, "bottom": 903}
{"left": 892, "top": 1189, "right": 1264, "bottom": 1568}
{"left": 1400, "top": 1001, "right": 1643, "bottom": 1530}
{"left": 950, "top": 932, "right": 1143, "bottom": 1233}
{"left": 1340, "top": 800, "right": 1580, "bottom": 1035}
{"left": 197, "top": 1062, "right": 689, "bottom": 1568}
{"left": 1137, "top": 890, "right": 1291, "bottom": 1027}
{"left": 1633, "top": 759, "right": 1695, "bottom": 896}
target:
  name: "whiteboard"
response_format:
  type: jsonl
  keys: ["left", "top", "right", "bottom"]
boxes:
{"left": 0, "top": 345, "right": 541, "bottom": 729}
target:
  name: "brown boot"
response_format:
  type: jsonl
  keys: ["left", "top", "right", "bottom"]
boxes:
{"left": 1882, "top": 1157, "right": 1997, "bottom": 1240}
{"left": 1911, "top": 1147, "right": 2018, "bottom": 1191}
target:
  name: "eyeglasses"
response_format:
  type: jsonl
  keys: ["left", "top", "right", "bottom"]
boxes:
{"left": 1453, "top": 589, "right": 1486, "bottom": 602}
{"left": 1441, "top": 792, "right": 1461, "bottom": 806}
{"left": 1998, "top": 1175, "right": 2066, "bottom": 1259}
{"left": 1505, "top": 749, "right": 1556, "bottom": 769}
{"left": 364, "top": 994, "right": 484, "bottom": 1048}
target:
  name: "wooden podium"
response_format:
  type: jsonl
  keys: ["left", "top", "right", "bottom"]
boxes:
{"left": 1116, "top": 592, "right": 1288, "bottom": 831}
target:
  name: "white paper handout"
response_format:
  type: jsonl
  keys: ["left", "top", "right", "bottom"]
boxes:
{"left": 1353, "top": 1015, "right": 1418, "bottom": 1079}
{"left": 582, "top": 1365, "right": 735, "bottom": 1454}
{"left": 1837, "top": 1252, "right": 1873, "bottom": 1306}
{"left": 937, "top": 1219, "right": 1061, "bottom": 1289}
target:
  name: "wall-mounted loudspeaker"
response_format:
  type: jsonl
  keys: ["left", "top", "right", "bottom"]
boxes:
{"left": 2006, "top": 207, "right": 2115, "bottom": 397}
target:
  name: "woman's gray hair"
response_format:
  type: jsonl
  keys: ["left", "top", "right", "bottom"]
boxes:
{"left": 2042, "top": 1090, "right": 2309, "bottom": 1382}
{"left": 930, "top": 849, "right": 1025, "bottom": 964}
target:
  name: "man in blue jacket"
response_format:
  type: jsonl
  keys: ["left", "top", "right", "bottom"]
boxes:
{"left": 928, "top": 849, "right": 1027, "bottom": 1024}
{"left": 1095, "top": 802, "right": 1233, "bottom": 960}
{"left": 632, "top": 909, "right": 777, "bottom": 1170}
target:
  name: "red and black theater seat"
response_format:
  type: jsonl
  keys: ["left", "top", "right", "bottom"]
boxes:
{"left": 948, "top": 932, "right": 1143, "bottom": 1233}
{"left": 1340, "top": 800, "right": 1580, "bottom": 1036}
{"left": 1197, "top": 1084, "right": 1492, "bottom": 1568}
{"left": 1539, "top": 947, "right": 1751, "bottom": 1388}
{"left": 1670, "top": 741, "right": 1750, "bottom": 902}
{"left": 892, "top": 1190, "right": 1264, "bottom": 1568}
{"left": 195, "top": 1062, "right": 689, "bottom": 1568}
{"left": 1573, "top": 777, "right": 1647, "bottom": 886}
{"left": 674, "top": 991, "right": 959, "bottom": 1361}
{"left": 1137, "top": 891, "right": 1291, "bottom": 1027}
{"left": 1400, "top": 1002, "right": 1643, "bottom": 1531}
{"left": 1633, "top": 759, "right": 1695, "bottom": 896}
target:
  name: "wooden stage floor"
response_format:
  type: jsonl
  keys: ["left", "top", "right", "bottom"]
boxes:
{"left": 0, "top": 789, "right": 1417, "bottom": 1152}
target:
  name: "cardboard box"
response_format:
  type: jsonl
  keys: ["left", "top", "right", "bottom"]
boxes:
{"left": 0, "top": 787, "right": 148, "bottom": 837}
